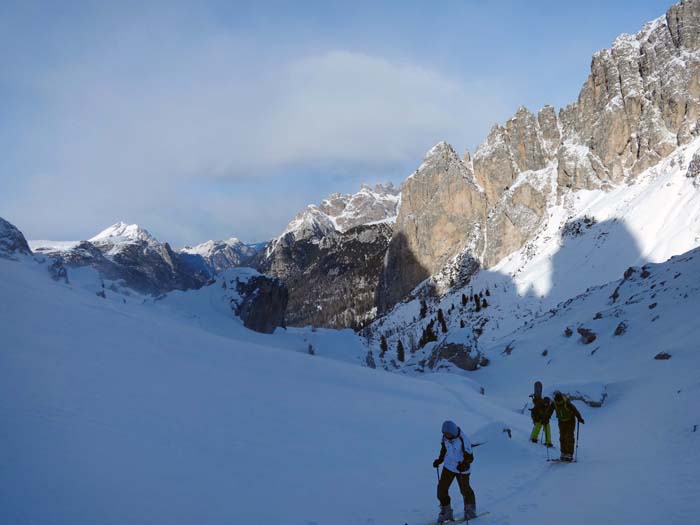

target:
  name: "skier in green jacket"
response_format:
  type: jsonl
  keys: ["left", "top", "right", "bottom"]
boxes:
{"left": 549, "top": 391, "right": 585, "bottom": 461}
{"left": 529, "top": 396, "right": 554, "bottom": 447}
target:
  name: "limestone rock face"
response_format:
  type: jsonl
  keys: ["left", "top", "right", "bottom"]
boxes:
{"left": 559, "top": 1, "right": 700, "bottom": 187}
{"left": 538, "top": 105, "right": 561, "bottom": 157}
{"left": 378, "top": 142, "right": 487, "bottom": 312}
{"left": 506, "top": 106, "right": 549, "bottom": 174}
{"left": 319, "top": 183, "right": 400, "bottom": 232}
{"left": 484, "top": 180, "right": 550, "bottom": 267}
{"left": 474, "top": 107, "right": 556, "bottom": 204}
{"left": 473, "top": 125, "right": 517, "bottom": 203}
{"left": 556, "top": 142, "right": 609, "bottom": 191}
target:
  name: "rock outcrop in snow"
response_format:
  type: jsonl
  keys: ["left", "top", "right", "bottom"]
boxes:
{"left": 0, "top": 217, "right": 32, "bottom": 259}
{"left": 234, "top": 273, "right": 288, "bottom": 334}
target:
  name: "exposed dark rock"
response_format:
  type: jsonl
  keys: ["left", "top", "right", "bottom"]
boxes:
{"left": 654, "top": 352, "right": 672, "bottom": 360}
{"left": 577, "top": 327, "right": 597, "bottom": 344}
{"left": 564, "top": 389, "right": 608, "bottom": 408}
{"left": 564, "top": 327, "right": 574, "bottom": 337}
{"left": 427, "top": 342, "right": 488, "bottom": 371}
{"left": 257, "top": 223, "right": 392, "bottom": 328}
{"left": 614, "top": 321, "right": 628, "bottom": 336}
{"left": 0, "top": 217, "right": 32, "bottom": 258}
{"left": 235, "top": 275, "right": 288, "bottom": 334}
{"left": 688, "top": 149, "right": 700, "bottom": 186}
{"left": 48, "top": 260, "right": 69, "bottom": 283}
{"left": 562, "top": 216, "right": 598, "bottom": 238}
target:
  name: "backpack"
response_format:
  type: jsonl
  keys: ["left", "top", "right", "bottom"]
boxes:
{"left": 458, "top": 435, "right": 474, "bottom": 467}
{"left": 554, "top": 394, "right": 574, "bottom": 421}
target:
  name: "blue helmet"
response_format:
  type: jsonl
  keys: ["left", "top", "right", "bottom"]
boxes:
{"left": 441, "top": 420, "right": 459, "bottom": 436}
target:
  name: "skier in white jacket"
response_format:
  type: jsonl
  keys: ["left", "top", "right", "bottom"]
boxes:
{"left": 432, "top": 420, "right": 477, "bottom": 522}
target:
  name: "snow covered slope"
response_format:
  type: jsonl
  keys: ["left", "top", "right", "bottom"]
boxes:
{"left": 0, "top": 255, "right": 525, "bottom": 525}
{"left": 3, "top": 225, "right": 700, "bottom": 524}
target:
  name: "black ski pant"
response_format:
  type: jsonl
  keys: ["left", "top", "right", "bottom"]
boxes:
{"left": 558, "top": 418, "right": 576, "bottom": 456}
{"left": 437, "top": 468, "right": 476, "bottom": 508}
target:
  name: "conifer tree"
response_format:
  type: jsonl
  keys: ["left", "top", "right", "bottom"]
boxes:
{"left": 420, "top": 299, "right": 428, "bottom": 319}
{"left": 397, "top": 340, "right": 405, "bottom": 362}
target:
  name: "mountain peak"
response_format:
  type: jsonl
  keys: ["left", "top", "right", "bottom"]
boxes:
{"left": 89, "top": 222, "right": 159, "bottom": 246}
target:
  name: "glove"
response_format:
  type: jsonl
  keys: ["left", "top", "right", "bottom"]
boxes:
{"left": 578, "top": 418, "right": 585, "bottom": 424}
{"left": 433, "top": 459, "right": 442, "bottom": 468}
{"left": 456, "top": 461, "right": 469, "bottom": 472}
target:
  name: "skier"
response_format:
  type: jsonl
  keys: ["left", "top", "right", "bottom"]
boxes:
{"left": 529, "top": 396, "right": 554, "bottom": 447}
{"left": 432, "top": 420, "right": 477, "bottom": 522}
{"left": 550, "top": 391, "right": 585, "bottom": 461}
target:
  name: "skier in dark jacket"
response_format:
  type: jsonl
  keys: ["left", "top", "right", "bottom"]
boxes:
{"left": 549, "top": 391, "right": 585, "bottom": 461}
{"left": 432, "top": 420, "right": 477, "bottom": 523}
{"left": 529, "top": 396, "right": 554, "bottom": 447}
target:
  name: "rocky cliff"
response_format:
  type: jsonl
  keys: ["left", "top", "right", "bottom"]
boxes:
{"left": 257, "top": 223, "right": 392, "bottom": 328}
{"left": 234, "top": 274, "right": 288, "bottom": 334}
{"left": 377, "top": 0, "right": 700, "bottom": 312}
{"left": 259, "top": 184, "right": 399, "bottom": 328}
{"left": 378, "top": 142, "right": 487, "bottom": 311}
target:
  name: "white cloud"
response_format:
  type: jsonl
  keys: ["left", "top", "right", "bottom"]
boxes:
{"left": 3, "top": 27, "right": 507, "bottom": 244}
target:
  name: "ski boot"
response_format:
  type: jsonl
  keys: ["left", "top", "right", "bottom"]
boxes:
{"left": 530, "top": 438, "right": 538, "bottom": 443}
{"left": 437, "top": 505, "right": 454, "bottom": 523}
{"left": 464, "top": 503, "right": 477, "bottom": 520}
{"left": 545, "top": 443, "right": 554, "bottom": 448}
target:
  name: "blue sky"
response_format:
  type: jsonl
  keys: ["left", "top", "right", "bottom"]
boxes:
{"left": 0, "top": 0, "right": 669, "bottom": 246}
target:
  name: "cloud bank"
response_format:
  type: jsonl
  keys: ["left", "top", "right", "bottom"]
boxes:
{"left": 0, "top": 6, "right": 507, "bottom": 245}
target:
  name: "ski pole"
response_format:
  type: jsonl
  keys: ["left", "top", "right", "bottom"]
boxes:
{"left": 575, "top": 419, "right": 580, "bottom": 462}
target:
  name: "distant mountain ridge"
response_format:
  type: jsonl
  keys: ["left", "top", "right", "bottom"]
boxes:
{"left": 8, "top": 0, "right": 700, "bottom": 335}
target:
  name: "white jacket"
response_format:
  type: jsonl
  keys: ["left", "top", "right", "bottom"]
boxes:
{"left": 440, "top": 429, "right": 473, "bottom": 474}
